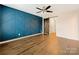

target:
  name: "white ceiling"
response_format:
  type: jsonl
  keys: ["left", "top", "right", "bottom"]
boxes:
{"left": 3, "top": 4, "right": 79, "bottom": 18}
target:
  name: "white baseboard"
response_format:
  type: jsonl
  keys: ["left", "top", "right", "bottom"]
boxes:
{"left": 57, "top": 35, "right": 79, "bottom": 41}
{"left": 0, "top": 33, "right": 42, "bottom": 44}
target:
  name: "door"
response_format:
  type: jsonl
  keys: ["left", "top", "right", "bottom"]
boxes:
{"left": 44, "top": 18, "right": 49, "bottom": 34}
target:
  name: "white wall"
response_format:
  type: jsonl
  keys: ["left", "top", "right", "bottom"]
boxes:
{"left": 56, "top": 11, "right": 79, "bottom": 40}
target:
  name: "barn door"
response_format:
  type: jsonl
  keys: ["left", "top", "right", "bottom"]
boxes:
{"left": 44, "top": 18, "right": 49, "bottom": 35}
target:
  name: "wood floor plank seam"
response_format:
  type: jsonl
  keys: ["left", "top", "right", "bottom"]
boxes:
{"left": 33, "top": 40, "right": 49, "bottom": 55}
{"left": 18, "top": 38, "right": 47, "bottom": 55}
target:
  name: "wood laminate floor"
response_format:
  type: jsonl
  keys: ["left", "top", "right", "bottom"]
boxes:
{"left": 0, "top": 33, "right": 79, "bottom": 55}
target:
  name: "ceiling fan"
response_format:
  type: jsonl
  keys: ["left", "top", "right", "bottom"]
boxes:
{"left": 36, "top": 5, "right": 53, "bottom": 13}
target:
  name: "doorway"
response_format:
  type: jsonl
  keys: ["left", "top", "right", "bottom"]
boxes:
{"left": 49, "top": 18, "right": 56, "bottom": 33}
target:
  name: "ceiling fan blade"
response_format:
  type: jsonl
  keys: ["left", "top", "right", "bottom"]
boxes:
{"left": 37, "top": 11, "right": 42, "bottom": 13}
{"left": 36, "top": 7, "right": 42, "bottom": 10}
{"left": 45, "top": 5, "right": 51, "bottom": 10}
{"left": 48, "top": 16, "right": 58, "bottom": 18}
{"left": 46, "top": 10, "right": 53, "bottom": 13}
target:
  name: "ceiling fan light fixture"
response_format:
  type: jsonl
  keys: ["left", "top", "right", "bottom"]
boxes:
{"left": 36, "top": 5, "right": 53, "bottom": 13}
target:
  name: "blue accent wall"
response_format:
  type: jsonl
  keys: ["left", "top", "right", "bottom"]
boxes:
{"left": 0, "top": 5, "right": 42, "bottom": 41}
